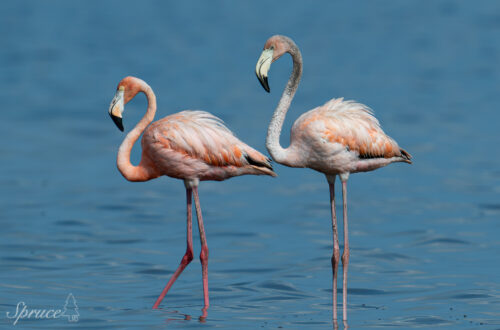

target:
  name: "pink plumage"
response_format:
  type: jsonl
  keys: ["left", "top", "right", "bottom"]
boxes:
{"left": 142, "top": 111, "right": 274, "bottom": 181}
{"left": 290, "top": 97, "right": 411, "bottom": 174}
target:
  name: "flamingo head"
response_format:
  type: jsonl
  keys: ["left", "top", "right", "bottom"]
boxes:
{"left": 108, "top": 77, "right": 142, "bottom": 132}
{"left": 256, "top": 35, "right": 293, "bottom": 93}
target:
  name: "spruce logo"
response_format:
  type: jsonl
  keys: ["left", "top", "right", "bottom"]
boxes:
{"left": 6, "top": 293, "right": 79, "bottom": 325}
{"left": 62, "top": 293, "right": 79, "bottom": 322}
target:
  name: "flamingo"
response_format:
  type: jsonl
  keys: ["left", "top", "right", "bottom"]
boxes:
{"left": 255, "top": 35, "right": 412, "bottom": 321}
{"left": 107, "top": 76, "right": 276, "bottom": 314}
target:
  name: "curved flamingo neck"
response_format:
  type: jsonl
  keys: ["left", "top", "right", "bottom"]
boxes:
{"left": 117, "top": 80, "right": 158, "bottom": 182}
{"left": 266, "top": 39, "right": 303, "bottom": 166}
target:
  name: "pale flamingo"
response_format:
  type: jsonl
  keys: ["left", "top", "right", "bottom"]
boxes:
{"left": 255, "top": 35, "right": 412, "bottom": 321}
{"left": 107, "top": 76, "right": 276, "bottom": 314}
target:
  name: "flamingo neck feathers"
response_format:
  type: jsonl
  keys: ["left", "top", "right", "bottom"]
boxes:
{"left": 117, "top": 82, "right": 157, "bottom": 182}
{"left": 266, "top": 39, "right": 303, "bottom": 167}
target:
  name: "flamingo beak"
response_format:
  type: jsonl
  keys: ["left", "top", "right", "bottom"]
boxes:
{"left": 108, "top": 87, "right": 125, "bottom": 132}
{"left": 256, "top": 48, "right": 273, "bottom": 93}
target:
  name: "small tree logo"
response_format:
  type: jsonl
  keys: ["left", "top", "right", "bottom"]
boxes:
{"left": 62, "top": 293, "right": 79, "bottom": 322}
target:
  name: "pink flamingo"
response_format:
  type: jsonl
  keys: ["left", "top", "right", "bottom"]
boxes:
{"left": 108, "top": 76, "right": 276, "bottom": 314}
{"left": 255, "top": 35, "right": 412, "bottom": 321}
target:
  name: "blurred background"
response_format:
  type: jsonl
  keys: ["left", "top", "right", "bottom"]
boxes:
{"left": 1, "top": 1, "right": 499, "bottom": 328}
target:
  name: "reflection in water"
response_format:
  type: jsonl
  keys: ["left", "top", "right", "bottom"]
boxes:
{"left": 199, "top": 306, "right": 208, "bottom": 322}
{"left": 332, "top": 320, "right": 349, "bottom": 329}
{"left": 160, "top": 307, "right": 206, "bottom": 324}
{"left": 160, "top": 309, "right": 191, "bottom": 325}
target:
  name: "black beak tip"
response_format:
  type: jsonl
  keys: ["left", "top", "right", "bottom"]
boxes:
{"left": 263, "top": 77, "right": 270, "bottom": 93}
{"left": 110, "top": 114, "right": 124, "bottom": 132}
{"left": 256, "top": 73, "right": 270, "bottom": 93}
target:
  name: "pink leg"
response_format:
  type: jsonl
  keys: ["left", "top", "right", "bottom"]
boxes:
{"left": 328, "top": 177, "right": 340, "bottom": 320}
{"left": 341, "top": 179, "right": 350, "bottom": 321}
{"left": 152, "top": 188, "right": 194, "bottom": 309}
{"left": 193, "top": 187, "right": 210, "bottom": 311}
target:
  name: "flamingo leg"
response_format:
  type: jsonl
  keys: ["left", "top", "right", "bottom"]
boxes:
{"left": 193, "top": 186, "right": 210, "bottom": 312}
{"left": 152, "top": 188, "right": 194, "bottom": 309}
{"left": 341, "top": 178, "right": 350, "bottom": 321}
{"left": 327, "top": 176, "right": 340, "bottom": 320}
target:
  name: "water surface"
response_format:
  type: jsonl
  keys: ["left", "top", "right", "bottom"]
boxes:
{"left": 1, "top": 1, "right": 499, "bottom": 328}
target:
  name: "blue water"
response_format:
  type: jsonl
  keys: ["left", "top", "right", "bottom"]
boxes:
{"left": 1, "top": 1, "right": 499, "bottom": 328}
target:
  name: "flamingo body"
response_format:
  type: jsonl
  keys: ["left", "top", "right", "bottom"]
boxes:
{"left": 289, "top": 98, "right": 411, "bottom": 174}
{"left": 141, "top": 110, "right": 274, "bottom": 182}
